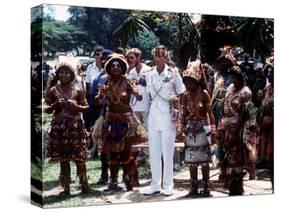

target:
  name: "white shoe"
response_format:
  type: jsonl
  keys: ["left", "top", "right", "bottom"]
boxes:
{"left": 163, "top": 190, "right": 173, "bottom": 196}
{"left": 143, "top": 188, "right": 161, "bottom": 196}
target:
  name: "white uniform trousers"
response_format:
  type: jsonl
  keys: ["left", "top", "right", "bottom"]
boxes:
{"left": 148, "top": 129, "right": 176, "bottom": 192}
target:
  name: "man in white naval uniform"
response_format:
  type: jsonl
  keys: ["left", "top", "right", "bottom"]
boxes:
{"left": 144, "top": 45, "right": 186, "bottom": 196}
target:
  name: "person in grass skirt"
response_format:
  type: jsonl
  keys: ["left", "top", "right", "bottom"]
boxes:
{"left": 259, "top": 63, "right": 274, "bottom": 190}
{"left": 178, "top": 60, "right": 216, "bottom": 197}
{"left": 45, "top": 57, "right": 92, "bottom": 196}
{"left": 217, "top": 66, "right": 253, "bottom": 195}
{"left": 96, "top": 53, "right": 147, "bottom": 192}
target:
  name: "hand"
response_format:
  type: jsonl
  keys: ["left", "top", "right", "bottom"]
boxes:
{"left": 67, "top": 99, "right": 81, "bottom": 112}
{"left": 211, "top": 133, "right": 217, "bottom": 145}
{"left": 98, "top": 85, "right": 108, "bottom": 99}
{"left": 176, "top": 127, "right": 185, "bottom": 141}
{"left": 50, "top": 98, "right": 66, "bottom": 110}
{"left": 211, "top": 125, "right": 217, "bottom": 144}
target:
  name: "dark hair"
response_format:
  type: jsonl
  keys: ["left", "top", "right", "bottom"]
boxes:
{"left": 114, "top": 47, "right": 125, "bottom": 55}
{"left": 92, "top": 46, "right": 104, "bottom": 57}
{"left": 56, "top": 65, "right": 75, "bottom": 82}
{"left": 183, "top": 76, "right": 198, "bottom": 85}
{"left": 231, "top": 66, "right": 244, "bottom": 82}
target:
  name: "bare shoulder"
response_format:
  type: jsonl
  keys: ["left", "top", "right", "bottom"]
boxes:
{"left": 47, "top": 86, "right": 57, "bottom": 96}
{"left": 75, "top": 85, "right": 86, "bottom": 96}
{"left": 202, "top": 89, "right": 211, "bottom": 102}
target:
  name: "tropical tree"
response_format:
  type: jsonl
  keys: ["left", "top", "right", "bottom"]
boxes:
{"left": 113, "top": 11, "right": 201, "bottom": 69}
{"left": 42, "top": 21, "right": 87, "bottom": 57}
{"left": 235, "top": 18, "right": 273, "bottom": 57}
{"left": 68, "top": 6, "right": 129, "bottom": 50}
{"left": 128, "top": 29, "right": 159, "bottom": 59}
{"left": 113, "top": 15, "right": 150, "bottom": 48}
{"left": 31, "top": 20, "right": 43, "bottom": 60}
{"left": 196, "top": 15, "right": 240, "bottom": 64}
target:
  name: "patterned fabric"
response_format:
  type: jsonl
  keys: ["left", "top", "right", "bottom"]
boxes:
{"left": 182, "top": 60, "right": 203, "bottom": 81}
{"left": 259, "top": 85, "right": 273, "bottom": 161}
{"left": 98, "top": 76, "right": 147, "bottom": 153}
{"left": 184, "top": 129, "right": 211, "bottom": 166}
{"left": 48, "top": 113, "right": 88, "bottom": 162}
{"left": 46, "top": 85, "right": 88, "bottom": 162}
{"left": 180, "top": 90, "right": 212, "bottom": 167}
{"left": 102, "top": 112, "right": 147, "bottom": 153}
{"left": 220, "top": 84, "right": 253, "bottom": 170}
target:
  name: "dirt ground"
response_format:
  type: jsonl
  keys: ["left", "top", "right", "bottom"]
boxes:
{"left": 33, "top": 166, "right": 272, "bottom": 208}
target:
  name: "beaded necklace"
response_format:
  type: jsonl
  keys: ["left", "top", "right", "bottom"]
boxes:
{"left": 186, "top": 88, "right": 206, "bottom": 121}
{"left": 109, "top": 78, "right": 122, "bottom": 105}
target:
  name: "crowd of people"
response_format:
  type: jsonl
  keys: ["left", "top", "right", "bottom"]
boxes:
{"left": 37, "top": 44, "right": 274, "bottom": 198}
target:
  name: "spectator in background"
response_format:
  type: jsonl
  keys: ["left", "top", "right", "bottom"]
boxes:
{"left": 76, "top": 63, "right": 87, "bottom": 92}
{"left": 252, "top": 63, "right": 266, "bottom": 108}
{"left": 84, "top": 46, "right": 104, "bottom": 130}
{"left": 42, "top": 62, "right": 52, "bottom": 89}
{"left": 89, "top": 49, "right": 113, "bottom": 126}
{"left": 114, "top": 47, "right": 125, "bottom": 56}
{"left": 127, "top": 48, "right": 151, "bottom": 130}
{"left": 127, "top": 48, "right": 151, "bottom": 186}
{"left": 259, "top": 63, "right": 274, "bottom": 190}
{"left": 89, "top": 49, "right": 113, "bottom": 185}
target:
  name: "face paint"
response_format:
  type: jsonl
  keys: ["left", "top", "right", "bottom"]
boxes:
{"left": 111, "top": 61, "right": 121, "bottom": 68}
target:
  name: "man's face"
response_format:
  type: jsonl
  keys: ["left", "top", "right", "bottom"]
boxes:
{"left": 127, "top": 53, "right": 137, "bottom": 67}
{"left": 154, "top": 55, "right": 166, "bottom": 67}
{"left": 94, "top": 51, "right": 102, "bottom": 62}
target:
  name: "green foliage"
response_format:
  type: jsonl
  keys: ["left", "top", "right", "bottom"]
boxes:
{"left": 113, "top": 16, "right": 150, "bottom": 48}
{"left": 31, "top": 21, "right": 43, "bottom": 60}
{"left": 128, "top": 29, "right": 159, "bottom": 60}
{"left": 40, "top": 158, "right": 151, "bottom": 208}
{"left": 68, "top": 6, "right": 87, "bottom": 27}
{"left": 68, "top": 7, "right": 129, "bottom": 50}
{"left": 42, "top": 21, "right": 87, "bottom": 55}
{"left": 31, "top": 161, "right": 42, "bottom": 181}
{"left": 31, "top": 6, "right": 43, "bottom": 24}
{"left": 244, "top": 101, "right": 258, "bottom": 117}
{"left": 124, "top": 11, "right": 201, "bottom": 68}
{"left": 34, "top": 5, "right": 274, "bottom": 65}
{"left": 235, "top": 18, "right": 274, "bottom": 56}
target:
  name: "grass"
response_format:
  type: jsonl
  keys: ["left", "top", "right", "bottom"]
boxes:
{"left": 32, "top": 157, "right": 152, "bottom": 208}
